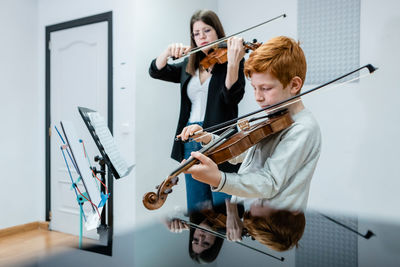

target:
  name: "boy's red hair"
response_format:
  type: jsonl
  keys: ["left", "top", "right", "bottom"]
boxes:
{"left": 244, "top": 36, "right": 307, "bottom": 89}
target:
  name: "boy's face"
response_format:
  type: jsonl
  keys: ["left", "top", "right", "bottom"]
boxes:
{"left": 251, "top": 71, "right": 293, "bottom": 110}
{"left": 249, "top": 199, "right": 276, "bottom": 218}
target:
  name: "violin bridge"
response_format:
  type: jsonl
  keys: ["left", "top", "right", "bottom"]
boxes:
{"left": 237, "top": 119, "right": 250, "bottom": 131}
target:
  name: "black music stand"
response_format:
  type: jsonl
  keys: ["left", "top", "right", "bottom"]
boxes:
{"left": 78, "top": 106, "right": 134, "bottom": 255}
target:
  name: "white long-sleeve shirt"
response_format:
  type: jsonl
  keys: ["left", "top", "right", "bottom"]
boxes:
{"left": 212, "top": 108, "right": 322, "bottom": 211}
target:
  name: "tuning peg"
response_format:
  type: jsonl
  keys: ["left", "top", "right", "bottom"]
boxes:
{"left": 171, "top": 177, "right": 179, "bottom": 185}
{"left": 164, "top": 189, "right": 172, "bottom": 194}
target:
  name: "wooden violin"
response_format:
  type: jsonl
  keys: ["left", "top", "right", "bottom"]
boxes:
{"left": 142, "top": 109, "right": 293, "bottom": 210}
{"left": 178, "top": 213, "right": 284, "bottom": 261}
{"left": 171, "top": 14, "right": 286, "bottom": 61}
{"left": 200, "top": 39, "right": 262, "bottom": 70}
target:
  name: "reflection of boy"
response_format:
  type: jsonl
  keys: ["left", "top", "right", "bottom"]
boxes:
{"left": 226, "top": 198, "right": 305, "bottom": 251}
{"left": 184, "top": 36, "right": 322, "bottom": 211}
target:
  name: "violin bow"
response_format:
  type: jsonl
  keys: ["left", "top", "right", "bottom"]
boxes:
{"left": 201, "top": 64, "right": 378, "bottom": 134}
{"left": 180, "top": 219, "right": 285, "bottom": 261}
{"left": 318, "top": 213, "right": 375, "bottom": 239}
{"left": 172, "top": 13, "right": 286, "bottom": 60}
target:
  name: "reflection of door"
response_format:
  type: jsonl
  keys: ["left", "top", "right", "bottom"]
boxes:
{"left": 47, "top": 17, "right": 110, "bottom": 239}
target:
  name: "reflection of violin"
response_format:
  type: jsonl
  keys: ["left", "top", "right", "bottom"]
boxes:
{"left": 200, "top": 40, "right": 262, "bottom": 70}
{"left": 179, "top": 217, "right": 285, "bottom": 261}
{"left": 143, "top": 109, "right": 293, "bottom": 210}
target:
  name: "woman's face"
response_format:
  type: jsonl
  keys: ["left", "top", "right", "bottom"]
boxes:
{"left": 192, "top": 20, "right": 218, "bottom": 53}
{"left": 192, "top": 222, "right": 217, "bottom": 254}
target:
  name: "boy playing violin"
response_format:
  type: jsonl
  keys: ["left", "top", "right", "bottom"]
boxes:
{"left": 179, "top": 36, "right": 321, "bottom": 211}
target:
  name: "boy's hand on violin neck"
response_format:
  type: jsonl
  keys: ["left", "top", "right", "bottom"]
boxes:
{"left": 226, "top": 212, "right": 243, "bottom": 242}
{"left": 185, "top": 151, "right": 221, "bottom": 187}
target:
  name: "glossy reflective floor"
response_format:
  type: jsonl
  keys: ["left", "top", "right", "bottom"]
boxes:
{"left": 13, "top": 209, "right": 400, "bottom": 267}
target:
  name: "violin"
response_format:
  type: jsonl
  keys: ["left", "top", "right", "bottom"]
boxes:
{"left": 178, "top": 214, "right": 285, "bottom": 261}
{"left": 142, "top": 109, "right": 293, "bottom": 210}
{"left": 171, "top": 14, "right": 286, "bottom": 61}
{"left": 200, "top": 39, "right": 262, "bottom": 70}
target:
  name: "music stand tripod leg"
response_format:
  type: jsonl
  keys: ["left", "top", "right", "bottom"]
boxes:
{"left": 77, "top": 192, "right": 88, "bottom": 249}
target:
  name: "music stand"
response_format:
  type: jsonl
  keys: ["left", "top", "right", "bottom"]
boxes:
{"left": 77, "top": 106, "right": 134, "bottom": 255}
{"left": 78, "top": 106, "right": 134, "bottom": 179}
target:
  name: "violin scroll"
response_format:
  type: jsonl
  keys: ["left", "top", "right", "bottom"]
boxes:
{"left": 143, "top": 176, "right": 179, "bottom": 210}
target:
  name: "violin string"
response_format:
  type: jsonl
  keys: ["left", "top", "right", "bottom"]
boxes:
{"left": 189, "top": 70, "right": 373, "bottom": 143}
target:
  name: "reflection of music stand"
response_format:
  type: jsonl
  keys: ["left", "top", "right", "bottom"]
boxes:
{"left": 78, "top": 106, "right": 134, "bottom": 255}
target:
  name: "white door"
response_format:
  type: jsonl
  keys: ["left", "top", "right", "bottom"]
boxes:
{"left": 49, "top": 21, "right": 108, "bottom": 239}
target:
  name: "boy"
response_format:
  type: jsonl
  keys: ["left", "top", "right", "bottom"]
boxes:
{"left": 181, "top": 36, "right": 321, "bottom": 211}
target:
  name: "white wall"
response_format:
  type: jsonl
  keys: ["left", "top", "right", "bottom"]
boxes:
{"left": 218, "top": 0, "right": 400, "bottom": 223}
{"left": 0, "top": 0, "right": 40, "bottom": 229}
{"left": 305, "top": 0, "right": 400, "bottom": 222}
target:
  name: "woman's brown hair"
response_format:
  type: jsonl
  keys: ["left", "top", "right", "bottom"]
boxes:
{"left": 186, "top": 10, "right": 226, "bottom": 75}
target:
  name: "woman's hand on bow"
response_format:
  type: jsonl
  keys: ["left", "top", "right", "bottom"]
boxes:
{"left": 156, "top": 43, "right": 191, "bottom": 70}
{"left": 164, "top": 218, "right": 189, "bottom": 233}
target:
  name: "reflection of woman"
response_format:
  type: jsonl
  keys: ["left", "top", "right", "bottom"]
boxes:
{"left": 149, "top": 9, "right": 245, "bottom": 212}
{"left": 188, "top": 212, "right": 224, "bottom": 263}
{"left": 164, "top": 201, "right": 242, "bottom": 263}
{"left": 164, "top": 212, "right": 224, "bottom": 263}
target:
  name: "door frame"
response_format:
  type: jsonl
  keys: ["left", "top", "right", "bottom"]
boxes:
{"left": 45, "top": 11, "right": 113, "bottom": 255}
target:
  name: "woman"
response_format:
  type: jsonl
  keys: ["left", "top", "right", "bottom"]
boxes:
{"left": 149, "top": 9, "right": 246, "bottom": 212}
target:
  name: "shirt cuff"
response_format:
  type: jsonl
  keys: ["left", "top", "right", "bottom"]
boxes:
{"left": 211, "top": 171, "right": 227, "bottom": 192}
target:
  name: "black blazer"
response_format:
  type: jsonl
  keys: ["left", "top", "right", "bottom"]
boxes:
{"left": 149, "top": 58, "right": 245, "bottom": 172}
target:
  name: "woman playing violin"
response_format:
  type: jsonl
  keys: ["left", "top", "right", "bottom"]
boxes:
{"left": 149, "top": 9, "right": 246, "bottom": 212}
{"left": 181, "top": 36, "right": 322, "bottom": 210}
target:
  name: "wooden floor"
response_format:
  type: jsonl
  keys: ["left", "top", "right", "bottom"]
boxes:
{"left": 0, "top": 222, "right": 80, "bottom": 266}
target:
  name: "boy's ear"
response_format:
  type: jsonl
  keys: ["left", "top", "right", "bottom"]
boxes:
{"left": 290, "top": 76, "right": 303, "bottom": 95}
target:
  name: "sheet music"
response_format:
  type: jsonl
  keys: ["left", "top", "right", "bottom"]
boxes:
{"left": 87, "top": 112, "right": 129, "bottom": 177}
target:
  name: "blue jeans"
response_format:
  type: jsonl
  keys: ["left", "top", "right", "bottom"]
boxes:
{"left": 183, "top": 122, "right": 230, "bottom": 212}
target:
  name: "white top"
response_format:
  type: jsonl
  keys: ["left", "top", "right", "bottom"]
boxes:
{"left": 212, "top": 108, "right": 322, "bottom": 211}
{"left": 187, "top": 69, "right": 210, "bottom": 123}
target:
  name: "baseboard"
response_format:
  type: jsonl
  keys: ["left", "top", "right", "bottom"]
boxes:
{"left": 0, "top": 221, "right": 49, "bottom": 238}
